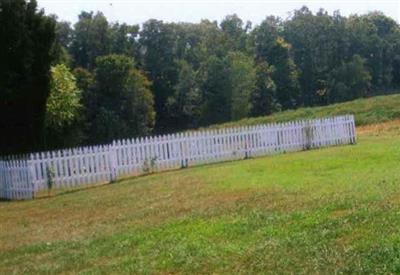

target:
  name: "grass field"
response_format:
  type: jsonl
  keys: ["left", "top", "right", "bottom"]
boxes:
{"left": 207, "top": 93, "right": 400, "bottom": 129}
{"left": 1, "top": 120, "right": 400, "bottom": 273}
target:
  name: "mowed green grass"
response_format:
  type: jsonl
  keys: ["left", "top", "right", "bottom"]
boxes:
{"left": 1, "top": 124, "right": 400, "bottom": 274}
{"left": 207, "top": 93, "right": 400, "bottom": 129}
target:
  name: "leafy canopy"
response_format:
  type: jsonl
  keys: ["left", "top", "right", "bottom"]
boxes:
{"left": 46, "top": 64, "right": 82, "bottom": 130}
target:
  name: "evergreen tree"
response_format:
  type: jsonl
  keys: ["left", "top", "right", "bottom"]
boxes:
{"left": 0, "top": 0, "right": 56, "bottom": 154}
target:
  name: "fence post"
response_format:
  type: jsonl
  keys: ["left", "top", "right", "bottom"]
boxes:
{"left": 303, "top": 120, "right": 314, "bottom": 150}
{"left": 109, "top": 141, "right": 118, "bottom": 182}
{"left": 27, "top": 154, "right": 36, "bottom": 199}
{"left": 350, "top": 115, "right": 357, "bottom": 145}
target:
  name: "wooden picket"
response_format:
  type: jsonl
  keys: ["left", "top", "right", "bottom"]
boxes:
{"left": 0, "top": 115, "right": 356, "bottom": 200}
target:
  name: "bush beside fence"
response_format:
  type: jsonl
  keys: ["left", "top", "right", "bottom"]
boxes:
{"left": 0, "top": 115, "right": 356, "bottom": 200}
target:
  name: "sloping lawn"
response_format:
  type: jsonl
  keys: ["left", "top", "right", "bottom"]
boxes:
{"left": 1, "top": 122, "right": 400, "bottom": 273}
{"left": 207, "top": 93, "right": 400, "bottom": 129}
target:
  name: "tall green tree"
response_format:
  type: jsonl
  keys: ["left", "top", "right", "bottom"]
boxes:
{"left": 109, "top": 23, "right": 140, "bottom": 60}
{"left": 51, "top": 19, "right": 73, "bottom": 66}
{"left": 0, "top": 0, "right": 56, "bottom": 154}
{"left": 89, "top": 55, "right": 155, "bottom": 143}
{"left": 166, "top": 60, "right": 202, "bottom": 129}
{"left": 72, "top": 67, "right": 95, "bottom": 143}
{"left": 73, "top": 67, "right": 95, "bottom": 94}
{"left": 327, "top": 55, "right": 371, "bottom": 102}
{"left": 45, "top": 64, "right": 82, "bottom": 148}
{"left": 251, "top": 62, "right": 278, "bottom": 116}
{"left": 283, "top": 7, "right": 348, "bottom": 106}
{"left": 139, "top": 20, "right": 179, "bottom": 131}
{"left": 269, "top": 38, "right": 301, "bottom": 109}
{"left": 392, "top": 43, "right": 400, "bottom": 87}
{"left": 70, "top": 11, "right": 111, "bottom": 69}
{"left": 171, "top": 22, "right": 206, "bottom": 69}
{"left": 251, "top": 16, "right": 281, "bottom": 61}
{"left": 346, "top": 13, "right": 399, "bottom": 89}
{"left": 252, "top": 18, "right": 300, "bottom": 109}
{"left": 220, "top": 14, "right": 250, "bottom": 52}
{"left": 227, "top": 52, "right": 256, "bottom": 120}
{"left": 199, "top": 55, "right": 231, "bottom": 124}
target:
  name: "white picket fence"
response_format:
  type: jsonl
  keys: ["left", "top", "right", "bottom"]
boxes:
{"left": 0, "top": 115, "right": 356, "bottom": 200}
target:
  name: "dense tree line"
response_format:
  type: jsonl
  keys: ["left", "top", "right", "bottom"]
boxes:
{"left": 0, "top": 0, "right": 55, "bottom": 154}
{"left": 2, "top": 1, "right": 400, "bottom": 154}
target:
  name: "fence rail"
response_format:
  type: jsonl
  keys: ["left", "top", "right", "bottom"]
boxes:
{"left": 0, "top": 115, "right": 356, "bottom": 200}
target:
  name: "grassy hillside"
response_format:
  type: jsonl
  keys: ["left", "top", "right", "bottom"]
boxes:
{"left": 1, "top": 122, "right": 400, "bottom": 273}
{"left": 207, "top": 94, "right": 400, "bottom": 129}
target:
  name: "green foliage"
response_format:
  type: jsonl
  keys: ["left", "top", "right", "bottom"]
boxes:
{"left": 46, "top": 64, "right": 82, "bottom": 130}
{"left": 251, "top": 16, "right": 281, "bottom": 62}
{"left": 0, "top": 0, "right": 56, "bottom": 154}
{"left": 109, "top": 23, "right": 140, "bottom": 58}
{"left": 71, "top": 67, "right": 95, "bottom": 144}
{"left": 72, "top": 67, "right": 94, "bottom": 93}
{"left": 269, "top": 37, "right": 301, "bottom": 109}
{"left": 328, "top": 55, "right": 372, "bottom": 102}
{"left": 220, "top": 14, "right": 250, "bottom": 51}
{"left": 51, "top": 20, "right": 73, "bottom": 66}
{"left": 345, "top": 12, "right": 398, "bottom": 88}
{"left": 283, "top": 7, "right": 347, "bottom": 106}
{"left": 55, "top": 20, "right": 73, "bottom": 49}
{"left": 70, "top": 11, "right": 139, "bottom": 70}
{"left": 167, "top": 60, "right": 202, "bottom": 129}
{"left": 128, "top": 69, "right": 156, "bottom": 136}
{"left": 70, "top": 11, "right": 111, "bottom": 69}
{"left": 227, "top": 52, "right": 256, "bottom": 120}
{"left": 45, "top": 64, "right": 83, "bottom": 148}
{"left": 139, "top": 20, "right": 179, "bottom": 130}
{"left": 51, "top": 10, "right": 400, "bottom": 147}
{"left": 252, "top": 19, "right": 300, "bottom": 109}
{"left": 89, "top": 55, "right": 155, "bottom": 143}
{"left": 251, "top": 61, "right": 279, "bottom": 116}
{"left": 194, "top": 51, "right": 256, "bottom": 124}
{"left": 4, "top": 5, "right": 400, "bottom": 152}
{"left": 283, "top": 8, "right": 400, "bottom": 107}
{"left": 199, "top": 55, "right": 231, "bottom": 124}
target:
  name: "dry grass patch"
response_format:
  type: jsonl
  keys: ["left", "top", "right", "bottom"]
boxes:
{"left": 357, "top": 119, "right": 400, "bottom": 136}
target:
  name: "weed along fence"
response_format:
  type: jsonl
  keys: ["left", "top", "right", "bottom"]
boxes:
{"left": 0, "top": 115, "right": 356, "bottom": 200}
